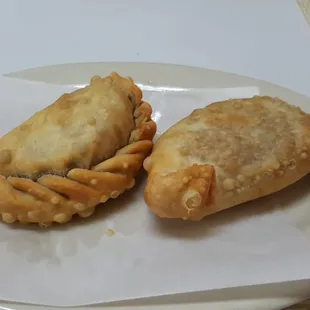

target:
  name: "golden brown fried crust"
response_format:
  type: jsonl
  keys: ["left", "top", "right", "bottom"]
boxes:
{"left": 143, "top": 96, "right": 310, "bottom": 221}
{"left": 0, "top": 72, "right": 156, "bottom": 226}
{"left": 144, "top": 164, "right": 216, "bottom": 220}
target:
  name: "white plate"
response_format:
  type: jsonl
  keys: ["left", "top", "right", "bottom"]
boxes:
{"left": 1, "top": 62, "right": 310, "bottom": 310}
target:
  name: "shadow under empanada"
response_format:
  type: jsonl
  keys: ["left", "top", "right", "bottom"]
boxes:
{"left": 0, "top": 172, "right": 146, "bottom": 261}
{"left": 150, "top": 174, "right": 310, "bottom": 240}
{"left": 0, "top": 172, "right": 309, "bottom": 262}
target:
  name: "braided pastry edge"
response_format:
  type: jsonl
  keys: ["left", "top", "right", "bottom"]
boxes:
{"left": 0, "top": 99, "right": 156, "bottom": 227}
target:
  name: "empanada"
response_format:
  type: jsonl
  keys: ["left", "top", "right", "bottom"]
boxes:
{"left": 0, "top": 72, "right": 156, "bottom": 226}
{"left": 143, "top": 96, "right": 310, "bottom": 221}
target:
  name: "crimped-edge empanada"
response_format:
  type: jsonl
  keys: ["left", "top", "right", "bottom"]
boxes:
{"left": 143, "top": 96, "right": 310, "bottom": 221}
{"left": 0, "top": 72, "right": 156, "bottom": 226}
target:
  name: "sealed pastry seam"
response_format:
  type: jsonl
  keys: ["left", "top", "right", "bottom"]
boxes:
{"left": 0, "top": 72, "right": 156, "bottom": 226}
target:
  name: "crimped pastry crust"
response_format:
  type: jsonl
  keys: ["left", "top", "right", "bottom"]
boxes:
{"left": 0, "top": 72, "right": 156, "bottom": 226}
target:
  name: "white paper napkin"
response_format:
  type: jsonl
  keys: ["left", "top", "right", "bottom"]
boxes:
{"left": 0, "top": 76, "right": 310, "bottom": 307}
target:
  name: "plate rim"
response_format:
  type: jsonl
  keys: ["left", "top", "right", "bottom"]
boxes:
{"left": 6, "top": 61, "right": 310, "bottom": 100}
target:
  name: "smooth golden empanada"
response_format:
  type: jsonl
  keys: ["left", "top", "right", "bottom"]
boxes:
{"left": 143, "top": 96, "right": 310, "bottom": 221}
{"left": 0, "top": 72, "right": 156, "bottom": 226}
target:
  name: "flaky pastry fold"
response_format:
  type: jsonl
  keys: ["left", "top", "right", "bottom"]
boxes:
{"left": 144, "top": 96, "right": 310, "bottom": 221}
{"left": 0, "top": 72, "right": 156, "bottom": 226}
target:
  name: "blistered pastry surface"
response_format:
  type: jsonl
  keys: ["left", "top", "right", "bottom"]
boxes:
{"left": 0, "top": 73, "right": 156, "bottom": 226}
